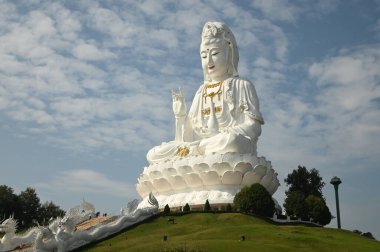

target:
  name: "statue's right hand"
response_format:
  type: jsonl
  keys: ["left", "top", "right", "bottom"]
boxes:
{"left": 172, "top": 88, "right": 187, "bottom": 118}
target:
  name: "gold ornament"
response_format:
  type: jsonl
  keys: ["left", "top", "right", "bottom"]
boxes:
{"left": 175, "top": 146, "right": 190, "bottom": 157}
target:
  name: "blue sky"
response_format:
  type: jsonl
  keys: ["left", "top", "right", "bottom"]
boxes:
{"left": 0, "top": 0, "right": 379, "bottom": 239}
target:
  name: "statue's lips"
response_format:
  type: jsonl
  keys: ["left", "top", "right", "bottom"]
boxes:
{"left": 208, "top": 66, "right": 215, "bottom": 69}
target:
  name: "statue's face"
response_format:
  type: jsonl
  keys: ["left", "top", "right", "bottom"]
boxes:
{"left": 200, "top": 40, "right": 229, "bottom": 82}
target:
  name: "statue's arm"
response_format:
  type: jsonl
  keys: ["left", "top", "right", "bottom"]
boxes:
{"left": 226, "top": 79, "right": 264, "bottom": 139}
{"left": 172, "top": 88, "right": 189, "bottom": 142}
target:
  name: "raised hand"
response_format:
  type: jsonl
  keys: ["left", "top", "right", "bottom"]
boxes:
{"left": 172, "top": 87, "right": 187, "bottom": 117}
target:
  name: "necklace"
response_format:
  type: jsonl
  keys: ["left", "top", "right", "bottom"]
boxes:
{"left": 205, "top": 81, "right": 223, "bottom": 89}
{"left": 203, "top": 81, "right": 223, "bottom": 103}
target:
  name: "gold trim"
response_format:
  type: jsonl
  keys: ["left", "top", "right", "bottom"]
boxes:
{"left": 175, "top": 146, "right": 190, "bottom": 157}
{"left": 201, "top": 106, "right": 222, "bottom": 116}
{"left": 205, "top": 81, "right": 223, "bottom": 89}
{"left": 203, "top": 81, "right": 223, "bottom": 102}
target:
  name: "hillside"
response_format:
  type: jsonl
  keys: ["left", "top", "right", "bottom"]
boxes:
{"left": 80, "top": 213, "right": 379, "bottom": 252}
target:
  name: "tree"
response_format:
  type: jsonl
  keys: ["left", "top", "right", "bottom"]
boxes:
{"left": 226, "top": 203, "right": 232, "bottom": 212}
{"left": 18, "top": 187, "right": 41, "bottom": 228}
{"left": 233, "top": 183, "right": 275, "bottom": 217}
{"left": 0, "top": 185, "right": 20, "bottom": 219}
{"left": 204, "top": 200, "right": 211, "bottom": 212}
{"left": 283, "top": 191, "right": 307, "bottom": 219}
{"left": 283, "top": 166, "right": 332, "bottom": 225}
{"left": 38, "top": 201, "right": 65, "bottom": 225}
{"left": 304, "top": 195, "right": 331, "bottom": 225}
{"left": 163, "top": 204, "right": 171, "bottom": 214}
{"left": 284, "top": 166, "right": 325, "bottom": 198}
{"left": 183, "top": 203, "right": 190, "bottom": 212}
{"left": 0, "top": 185, "right": 65, "bottom": 230}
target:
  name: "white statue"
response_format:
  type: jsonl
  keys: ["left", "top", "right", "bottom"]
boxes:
{"left": 0, "top": 216, "right": 38, "bottom": 251}
{"left": 147, "top": 21, "right": 263, "bottom": 163}
{"left": 137, "top": 22, "right": 279, "bottom": 209}
{"left": 34, "top": 193, "right": 159, "bottom": 252}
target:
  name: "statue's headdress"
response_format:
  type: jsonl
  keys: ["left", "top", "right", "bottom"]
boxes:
{"left": 201, "top": 22, "right": 239, "bottom": 80}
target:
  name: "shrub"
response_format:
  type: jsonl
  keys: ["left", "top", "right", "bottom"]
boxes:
{"left": 203, "top": 200, "right": 211, "bottom": 211}
{"left": 233, "top": 183, "right": 275, "bottom": 217}
{"left": 183, "top": 203, "right": 190, "bottom": 212}
{"left": 284, "top": 191, "right": 307, "bottom": 219}
{"left": 164, "top": 204, "right": 170, "bottom": 214}
{"left": 305, "top": 195, "right": 331, "bottom": 225}
{"left": 226, "top": 203, "right": 232, "bottom": 212}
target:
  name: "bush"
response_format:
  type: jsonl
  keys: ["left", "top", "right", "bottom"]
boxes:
{"left": 226, "top": 203, "right": 233, "bottom": 212}
{"left": 233, "top": 183, "right": 275, "bottom": 217}
{"left": 203, "top": 200, "right": 211, "bottom": 211}
{"left": 183, "top": 203, "right": 190, "bottom": 212}
{"left": 284, "top": 191, "right": 307, "bottom": 219}
{"left": 361, "top": 232, "right": 375, "bottom": 240}
{"left": 164, "top": 204, "right": 170, "bottom": 214}
{"left": 305, "top": 195, "right": 331, "bottom": 225}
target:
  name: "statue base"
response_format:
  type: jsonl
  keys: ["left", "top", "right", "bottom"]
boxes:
{"left": 136, "top": 152, "right": 280, "bottom": 209}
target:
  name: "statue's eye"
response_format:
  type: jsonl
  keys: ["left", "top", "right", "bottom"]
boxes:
{"left": 212, "top": 52, "right": 219, "bottom": 56}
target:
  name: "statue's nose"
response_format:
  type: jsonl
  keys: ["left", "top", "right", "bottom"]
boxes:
{"left": 207, "top": 53, "right": 213, "bottom": 64}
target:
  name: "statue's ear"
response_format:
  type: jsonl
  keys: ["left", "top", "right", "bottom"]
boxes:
{"left": 226, "top": 45, "right": 233, "bottom": 76}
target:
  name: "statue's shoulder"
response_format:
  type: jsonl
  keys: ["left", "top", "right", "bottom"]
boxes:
{"left": 195, "top": 83, "right": 204, "bottom": 94}
{"left": 228, "top": 77, "right": 254, "bottom": 89}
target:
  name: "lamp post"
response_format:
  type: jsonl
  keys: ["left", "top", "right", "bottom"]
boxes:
{"left": 330, "top": 176, "right": 342, "bottom": 229}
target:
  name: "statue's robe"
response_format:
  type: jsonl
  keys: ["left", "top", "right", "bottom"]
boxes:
{"left": 147, "top": 77, "right": 264, "bottom": 164}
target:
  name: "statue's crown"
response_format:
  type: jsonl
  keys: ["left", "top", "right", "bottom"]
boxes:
{"left": 202, "top": 22, "right": 224, "bottom": 40}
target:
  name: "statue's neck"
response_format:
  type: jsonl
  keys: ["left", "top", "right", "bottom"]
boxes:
{"left": 206, "top": 74, "right": 230, "bottom": 83}
{"left": 3, "top": 232, "right": 15, "bottom": 239}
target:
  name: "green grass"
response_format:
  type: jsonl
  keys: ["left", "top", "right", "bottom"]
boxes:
{"left": 80, "top": 212, "right": 379, "bottom": 252}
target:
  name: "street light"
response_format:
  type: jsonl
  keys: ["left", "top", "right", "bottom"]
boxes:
{"left": 330, "top": 176, "right": 342, "bottom": 229}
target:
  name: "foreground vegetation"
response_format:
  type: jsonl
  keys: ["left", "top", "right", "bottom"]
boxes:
{"left": 0, "top": 185, "right": 65, "bottom": 229}
{"left": 80, "top": 213, "right": 379, "bottom": 252}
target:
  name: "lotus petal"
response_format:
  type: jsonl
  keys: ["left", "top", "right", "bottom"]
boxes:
{"left": 178, "top": 165, "right": 193, "bottom": 174}
{"left": 260, "top": 169, "right": 274, "bottom": 189}
{"left": 137, "top": 181, "right": 155, "bottom": 197}
{"left": 267, "top": 179, "right": 280, "bottom": 195}
{"left": 169, "top": 175, "right": 187, "bottom": 190}
{"left": 162, "top": 168, "right": 177, "bottom": 177}
{"left": 241, "top": 171, "right": 262, "bottom": 186}
{"left": 152, "top": 178, "right": 172, "bottom": 192}
{"left": 222, "top": 171, "right": 243, "bottom": 185}
{"left": 253, "top": 165, "right": 267, "bottom": 178}
{"left": 193, "top": 163, "right": 209, "bottom": 173}
{"left": 234, "top": 162, "right": 253, "bottom": 174}
{"left": 136, "top": 183, "right": 149, "bottom": 198}
{"left": 266, "top": 161, "right": 272, "bottom": 170}
{"left": 183, "top": 173, "right": 203, "bottom": 188}
{"left": 258, "top": 157, "right": 267, "bottom": 166}
{"left": 149, "top": 170, "right": 162, "bottom": 179}
{"left": 212, "top": 162, "right": 231, "bottom": 175}
{"left": 200, "top": 171, "right": 220, "bottom": 186}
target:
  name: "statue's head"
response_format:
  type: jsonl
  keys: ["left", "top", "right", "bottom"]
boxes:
{"left": 200, "top": 21, "right": 239, "bottom": 82}
{"left": 0, "top": 217, "right": 17, "bottom": 233}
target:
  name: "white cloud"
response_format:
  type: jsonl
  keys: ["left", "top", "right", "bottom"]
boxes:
{"left": 251, "top": 0, "right": 339, "bottom": 22}
{"left": 35, "top": 169, "right": 137, "bottom": 198}
{"left": 260, "top": 44, "right": 380, "bottom": 180}
{"left": 0, "top": 0, "right": 290, "bottom": 153}
{"left": 72, "top": 43, "right": 116, "bottom": 61}
{"left": 252, "top": 0, "right": 298, "bottom": 22}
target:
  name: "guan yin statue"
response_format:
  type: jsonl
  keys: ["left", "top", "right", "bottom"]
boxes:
{"left": 136, "top": 21, "right": 280, "bottom": 210}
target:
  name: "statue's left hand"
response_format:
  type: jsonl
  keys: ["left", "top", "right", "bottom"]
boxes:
{"left": 172, "top": 88, "right": 187, "bottom": 118}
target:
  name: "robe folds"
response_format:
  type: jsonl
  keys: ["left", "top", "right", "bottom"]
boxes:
{"left": 147, "top": 77, "right": 264, "bottom": 164}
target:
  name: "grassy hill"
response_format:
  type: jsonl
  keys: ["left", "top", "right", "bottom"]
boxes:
{"left": 80, "top": 212, "right": 379, "bottom": 252}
